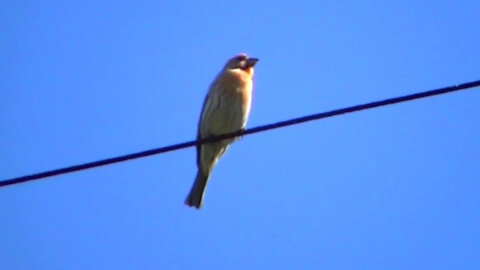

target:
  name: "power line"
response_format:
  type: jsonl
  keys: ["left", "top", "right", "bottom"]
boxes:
{"left": 1, "top": 80, "right": 479, "bottom": 188}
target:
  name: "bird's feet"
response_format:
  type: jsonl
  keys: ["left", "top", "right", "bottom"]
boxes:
{"left": 236, "top": 128, "right": 246, "bottom": 141}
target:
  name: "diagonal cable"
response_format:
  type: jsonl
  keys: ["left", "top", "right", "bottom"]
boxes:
{"left": 1, "top": 79, "right": 479, "bottom": 188}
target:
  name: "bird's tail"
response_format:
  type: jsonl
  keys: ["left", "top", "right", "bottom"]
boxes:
{"left": 185, "top": 170, "right": 209, "bottom": 209}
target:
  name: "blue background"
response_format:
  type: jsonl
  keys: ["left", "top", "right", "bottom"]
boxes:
{"left": 2, "top": 1, "right": 479, "bottom": 269}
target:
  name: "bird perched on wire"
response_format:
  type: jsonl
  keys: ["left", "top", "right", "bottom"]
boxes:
{"left": 185, "top": 53, "right": 259, "bottom": 209}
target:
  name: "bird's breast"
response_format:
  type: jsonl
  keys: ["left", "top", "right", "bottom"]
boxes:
{"left": 200, "top": 70, "right": 253, "bottom": 137}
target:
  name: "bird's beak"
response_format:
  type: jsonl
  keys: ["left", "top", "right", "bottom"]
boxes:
{"left": 245, "top": 57, "right": 259, "bottom": 68}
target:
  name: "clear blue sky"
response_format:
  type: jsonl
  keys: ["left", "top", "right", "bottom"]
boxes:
{"left": 2, "top": 1, "right": 479, "bottom": 269}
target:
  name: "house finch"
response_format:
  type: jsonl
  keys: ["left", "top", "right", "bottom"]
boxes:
{"left": 185, "top": 53, "right": 258, "bottom": 209}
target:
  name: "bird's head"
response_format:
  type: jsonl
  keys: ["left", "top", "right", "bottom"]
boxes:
{"left": 224, "top": 53, "right": 258, "bottom": 75}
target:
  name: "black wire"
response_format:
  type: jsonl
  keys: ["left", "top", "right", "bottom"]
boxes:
{"left": 1, "top": 80, "right": 479, "bottom": 188}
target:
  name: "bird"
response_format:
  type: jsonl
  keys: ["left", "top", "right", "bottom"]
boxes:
{"left": 185, "top": 53, "right": 258, "bottom": 209}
